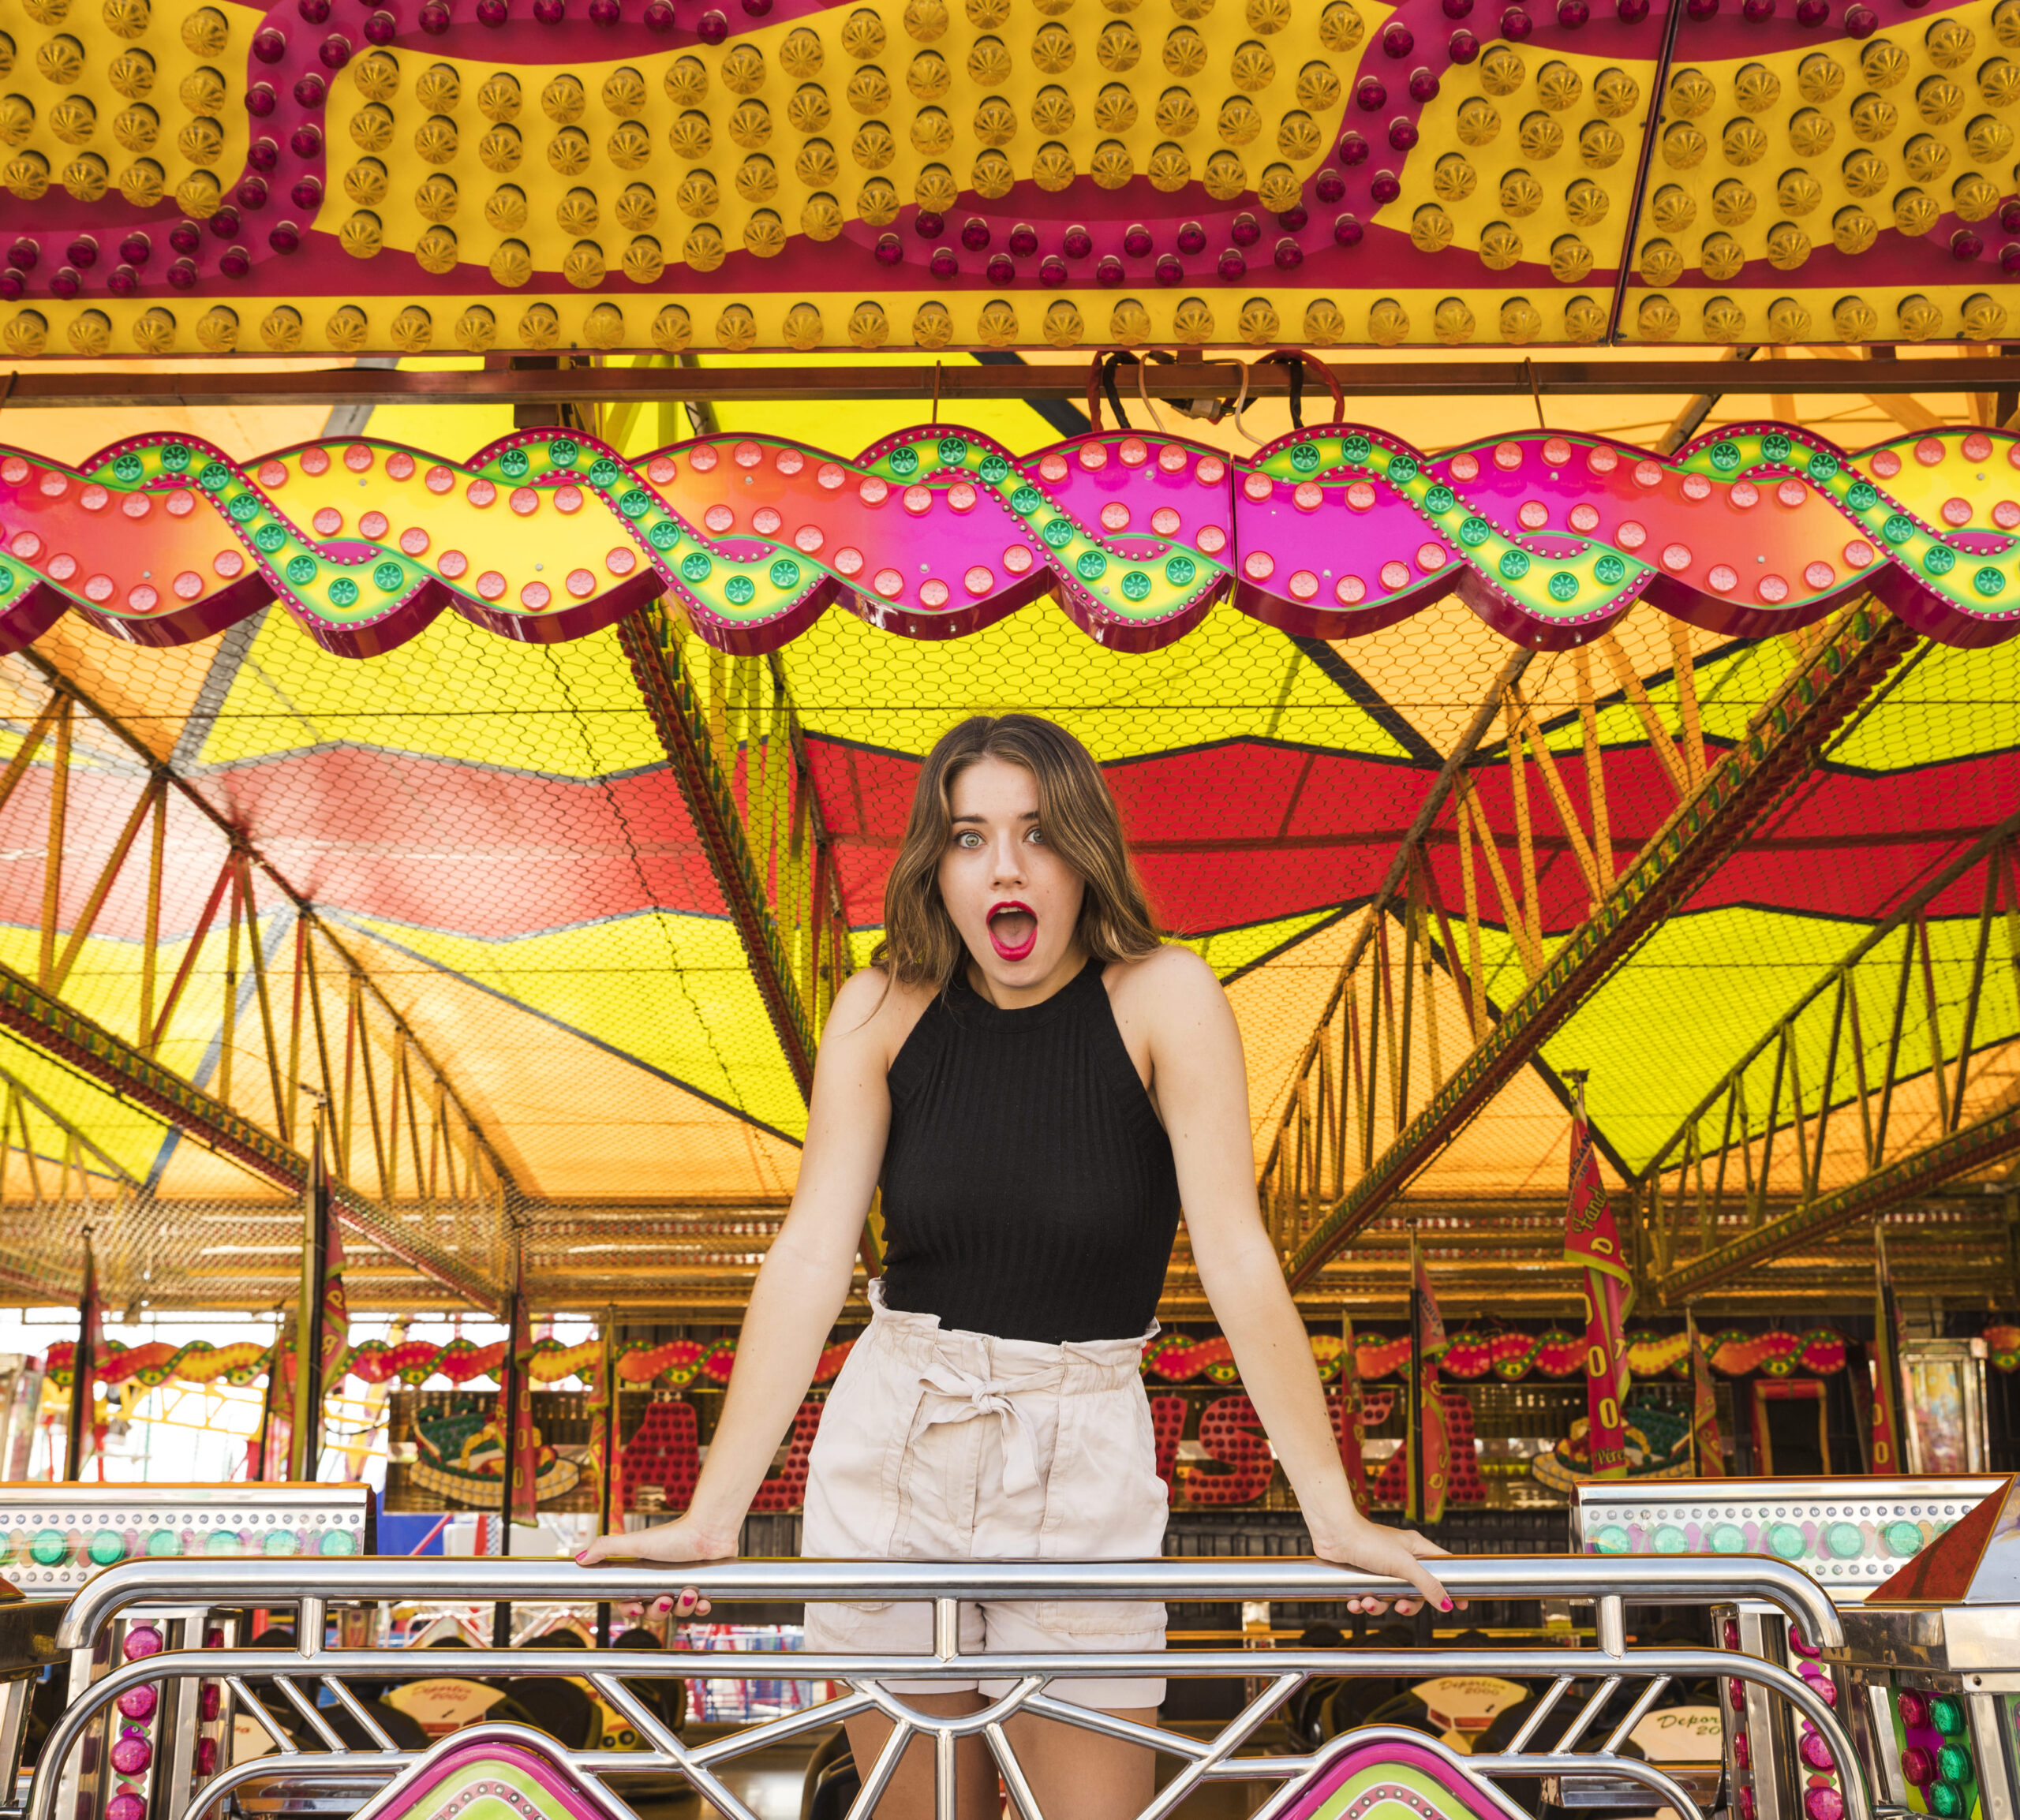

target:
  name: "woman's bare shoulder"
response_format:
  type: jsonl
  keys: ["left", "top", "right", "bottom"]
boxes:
{"left": 1102, "top": 944, "right": 1229, "bottom": 1023}
{"left": 825, "top": 965, "right": 941, "bottom": 1064}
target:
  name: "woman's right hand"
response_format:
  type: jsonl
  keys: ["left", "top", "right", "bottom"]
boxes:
{"left": 574, "top": 1516, "right": 738, "bottom": 1617}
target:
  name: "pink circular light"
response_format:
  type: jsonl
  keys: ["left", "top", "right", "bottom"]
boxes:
{"left": 1776, "top": 479, "right": 1807, "bottom": 508}
{"left": 1244, "top": 551, "right": 1275, "bottom": 580}
{"left": 817, "top": 462, "right": 847, "bottom": 490}
{"left": 606, "top": 547, "right": 637, "bottom": 575}
{"left": 1197, "top": 525, "right": 1227, "bottom": 554}
{"left": 387, "top": 451, "right": 415, "bottom": 480}
{"left": 1494, "top": 442, "right": 1523, "bottom": 471}
{"left": 468, "top": 478, "right": 497, "bottom": 507}
{"left": 1346, "top": 482, "right": 1376, "bottom": 513}
{"left": 948, "top": 482, "right": 978, "bottom": 513}
{"left": 1294, "top": 481, "right": 1324, "bottom": 511}
{"left": 344, "top": 443, "right": 374, "bottom": 472}
{"left": 555, "top": 486, "right": 584, "bottom": 515}
{"left": 902, "top": 484, "right": 933, "bottom": 515}
{"left": 312, "top": 508, "right": 343, "bottom": 536}
{"left": 80, "top": 485, "right": 110, "bottom": 512}
{"left": 776, "top": 447, "right": 805, "bottom": 476}
{"left": 360, "top": 510, "right": 388, "bottom": 539}
{"left": 477, "top": 570, "right": 507, "bottom": 600}
{"left": 1379, "top": 559, "right": 1411, "bottom": 591}
{"left": 1151, "top": 506, "right": 1181, "bottom": 536}
{"left": 795, "top": 525, "right": 825, "bottom": 553}
{"left": 1004, "top": 544, "right": 1034, "bottom": 573}
{"left": 1844, "top": 539, "right": 1876, "bottom": 568}
{"left": 1588, "top": 445, "right": 1619, "bottom": 475}
{"left": 1681, "top": 473, "right": 1712, "bottom": 501}
{"left": 918, "top": 577, "right": 950, "bottom": 607}
{"left": 1569, "top": 503, "right": 1599, "bottom": 533}
{"left": 752, "top": 506, "right": 782, "bottom": 535}
{"left": 1289, "top": 570, "right": 1319, "bottom": 600}
{"left": 399, "top": 526, "right": 429, "bottom": 555}
{"left": 1337, "top": 574, "right": 1367, "bottom": 604}
{"left": 1450, "top": 452, "right": 1479, "bottom": 482}
{"left": 8, "top": 532, "right": 39, "bottom": 559}
{"left": 127, "top": 584, "right": 159, "bottom": 611}
{"left": 1708, "top": 563, "right": 1738, "bottom": 592}
{"left": 649, "top": 456, "right": 678, "bottom": 484}
{"left": 1733, "top": 480, "right": 1762, "bottom": 510}
{"left": 1518, "top": 501, "right": 1549, "bottom": 530}
{"left": 1542, "top": 436, "right": 1572, "bottom": 466}
{"left": 165, "top": 490, "right": 196, "bottom": 518}
{"left": 1039, "top": 453, "right": 1069, "bottom": 482}
{"left": 733, "top": 440, "right": 764, "bottom": 469}
{"left": 1941, "top": 497, "right": 1972, "bottom": 527}
{"left": 47, "top": 553, "right": 76, "bottom": 580}
{"left": 1101, "top": 502, "right": 1131, "bottom": 531}
{"left": 174, "top": 570, "right": 204, "bottom": 600}
{"left": 1962, "top": 432, "right": 1993, "bottom": 463}
{"left": 835, "top": 546, "right": 865, "bottom": 576}
{"left": 39, "top": 473, "right": 69, "bottom": 499}
{"left": 1244, "top": 472, "right": 1274, "bottom": 503}
{"left": 1661, "top": 542, "right": 1692, "bottom": 571}
{"left": 964, "top": 565, "right": 993, "bottom": 595}
{"left": 1197, "top": 455, "right": 1227, "bottom": 486}
{"left": 1, "top": 457, "right": 27, "bottom": 484}
{"left": 1120, "top": 438, "right": 1150, "bottom": 467}
{"left": 567, "top": 568, "right": 596, "bottom": 597}
{"left": 440, "top": 550, "right": 469, "bottom": 578}
{"left": 215, "top": 550, "right": 245, "bottom": 578}
{"left": 520, "top": 580, "right": 551, "bottom": 608}
{"left": 690, "top": 446, "right": 720, "bottom": 473}
{"left": 301, "top": 448, "right": 331, "bottom": 476}
{"left": 258, "top": 460, "right": 288, "bottom": 488}
{"left": 1416, "top": 542, "right": 1447, "bottom": 572}
{"left": 509, "top": 487, "right": 539, "bottom": 516}
{"left": 1756, "top": 574, "right": 1789, "bottom": 604}
{"left": 1995, "top": 501, "right": 2020, "bottom": 530}
{"left": 872, "top": 566, "right": 903, "bottom": 598}
{"left": 1633, "top": 459, "right": 1663, "bottom": 489}
{"left": 425, "top": 465, "right": 455, "bottom": 494}
{"left": 1079, "top": 442, "right": 1109, "bottom": 470}
{"left": 84, "top": 574, "right": 114, "bottom": 602}
{"left": 703, "top": 504, "right": 735, "bottom": 533}
{"left": 1158, "top": 445, "right": 1188, "bottom": 474}
{"left": 1871, "top": 450, "right": 1902, "bottom": 478}
{"left": 1804, "top": 561, "right": 1836, "bottom": 590}
{"left": 859, "top": 476, "right": 890, "bottom": 506}
{"left": 1914, "top": 436, "right": 1944, "bottom": 467}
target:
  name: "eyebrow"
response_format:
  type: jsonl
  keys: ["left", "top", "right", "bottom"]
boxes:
{"left": 949, "top": 811, "right": 1040, "bottom": 824}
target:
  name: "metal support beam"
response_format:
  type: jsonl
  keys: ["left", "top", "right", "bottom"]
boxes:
{"left": 1284, "top": 603, "right": 1920, "bottom": 1289}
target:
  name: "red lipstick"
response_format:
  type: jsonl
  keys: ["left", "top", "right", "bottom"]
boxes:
{"left": 986, "top": 900, "right": 1038, "bottom": 962}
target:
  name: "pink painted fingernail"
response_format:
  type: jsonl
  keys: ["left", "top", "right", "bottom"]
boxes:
{"left": 1440, "top": 1598, "right": 1454, "bottom": 1613}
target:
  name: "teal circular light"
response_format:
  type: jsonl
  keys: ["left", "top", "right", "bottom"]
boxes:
{"left": 1973, "top": 566, "right": 2007, "bottom": 597}
{"left": 145, "top": 1529, "right": 181, "bottom": 1557}
{"left": 1761, "top": 432, "right": 1792, "bottom": 462}
{"left": 1767, "top": 1521, "right": 1805, "bottom": 1560}
{"left": 1886, "top": 1519, "right": 1924, "bottom": 1557}
{"left": 112, "top": 454, "right": 143, "bottom": 482}
{"left": 548, "top": 438, "right": 580, "bottom": 468}
{"left": 1846, "top": 481, "right": 1879, "bottom": 510}
{"left": 588, "top": 458, "right": 622, "bottom": 488}
{"left": 262, "top": 1530, "right": 297, "bottom": 1557}
{"left": 1341, "top": 435, "right": 1371, "bottom": 463}
{"left": 1458, "top": 516, "right": 1491, "bottom": 547}
{"left": 1011, "top": 485, "right": 1043, "bottom": 514}
{"left": 978, "top": 453, "right": 1010, "bottom": 484}
{"left": 161, "top": 444, "right": 192, "bottom": 472}
{"left": 1932, "top": 1698, "right": 1964, "bottom": 1738}
{"left": 255, "top": 524, "right": 286, "bottom": 552}
{"left": 1709, "top": 441, "right": 1741, "bottom": 471}
{"left": 1041, "top": 518, "right": 1074, "bottom": 549}
{"left": 1547, "top": 571, "right": 1579, "bottom": 602}
{"left": 1930, "top": 1784, "right": 1963, "bottom": 1818}
{"left": 888, "top": 446, "right": 920, "bottom": 477}
{"left": 0, "top": 568, "right": 17, "bottom": 596}
{"left": 768, "top": 559, "right": 801, "bottom": 589}
{"left": 1075, "top": 550, "right": 1108, "bottom": 581}
{"left": 28, "top": 1530, "right": 65, "bottom": 1567}
{"left": 936, "top": 436, "right": 967, "bottom": 466}
{"left": 372, "top": 562, "right": 403, "bottom": 592}
{"left": 1595, "top": 553, "right": 1626, "bottom": 585}
{"left": 1882, "top": 514, "right": 1916, "bottom": 545}
{"left": 1806, "top": 451, "right": 1839, "bottom": 482}
{"left": 88, "top": 1530, "right": 124, "bottom": 1566}
{"left": 724, "top": 575, "right": 756, "bottom": 605}
{"left": 284, "top": 555, "right": 317, "bottom": 585}
{"left": 228, "top": 493, "right": 260, "bottom": 523}
{"left": 1289, "top": 442, "right": 1322, "bottom": 473}
{"left": 1937, "top": 1746, "right": 1973, "bottom": 1785}
{"left": 327, "top": 577, "right": 359, "bottom": 607}
{"left": 1827, "top": 1521, "right": 1865, "bottom": 1560}
{"left": 204, "top": 1530, "right": 241, "bottom": 1556}
{"left": 1654, "top": 1524, "right": 1687, "bottom": 1554}
{"left": 618, "top": 489, "right": 651, "bottom": 520}
{"left": 648, "top": 521, "right": 679, "bottom": 550}
{"left": 499, "top": 448, "right": 530, "bottom": 480}
{"left": 320, "top": 1530, "right": 357, "bottom": 1557}
{"left": 1924, "top": 544, "right": 1957, "bottom": 577}
{"left": 679, "top": 551, "right": 711, "bottom": 582}
{"left": 1386, "top": 454, "right": 1419, "bottom": 484}
{"left": 1165, "top": 555, "right": 1197, "bottom": 586}
{"left": 1499, "top": 549, "right": 1531, "bottom": 581}
{"left": 199, "top": 462, "right": 231, "bottom": 491}
{"left": 1709, "top": 1521, "right": 1745, "bottom": 1553}
{"left": 1594, "top": 1525, "right": 1631, "bottom": 1555}
{"left": 1423, "top": 484, "right": 1456, "bottom": 514}
{"left": 1120, "top": 569, "right": 1152, "bottom": 600}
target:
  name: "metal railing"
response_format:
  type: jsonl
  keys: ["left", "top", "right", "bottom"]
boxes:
{"left": 35, "top": 1555, "right": 1869, "bottom": 1820}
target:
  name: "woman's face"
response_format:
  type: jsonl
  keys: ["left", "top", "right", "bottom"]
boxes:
{"left": 937, "top": 755, "right": 1087, "bottom": 1000}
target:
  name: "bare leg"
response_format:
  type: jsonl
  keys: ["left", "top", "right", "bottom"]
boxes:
{"left": 999, "top": 1708, "right": 1158, "bottom": 1820}
{"left": 845, "top": 1691, "right": 997, "bottom": 1820}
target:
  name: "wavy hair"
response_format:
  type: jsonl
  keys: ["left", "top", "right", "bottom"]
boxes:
{"left": 873, "top": 715, "right": 1161, "bottom": 988}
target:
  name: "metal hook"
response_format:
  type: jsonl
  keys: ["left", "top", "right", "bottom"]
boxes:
{"left": 1136, "top": 357, "right": 1167, "bottom": 434}
{"left": 1228, "top": 361, "right": 1263, "bottom": 446}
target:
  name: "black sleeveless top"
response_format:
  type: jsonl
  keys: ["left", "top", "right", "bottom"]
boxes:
{"left": 879, "top": 959, "right": 1182, "bottom": 1344}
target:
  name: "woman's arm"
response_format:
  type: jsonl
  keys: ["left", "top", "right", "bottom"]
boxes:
{"left": 577, "top": 968, "right": 901, "bottom": 1567}
{"left": 1131, "top": 947, "right": 1453, "bottom": 1613}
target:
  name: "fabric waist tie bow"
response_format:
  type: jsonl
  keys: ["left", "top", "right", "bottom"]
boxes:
{"left": 915, "top": 1359, "right": 1049, "bottom": 1497}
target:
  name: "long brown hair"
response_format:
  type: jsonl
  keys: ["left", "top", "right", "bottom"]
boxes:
{"left": 873, "top": 715, "right": 1162, "bottom": 988}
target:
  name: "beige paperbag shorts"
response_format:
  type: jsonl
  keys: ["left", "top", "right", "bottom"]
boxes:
{"left": 801, "top": 1280, "right": 1169, "bottom": 1709}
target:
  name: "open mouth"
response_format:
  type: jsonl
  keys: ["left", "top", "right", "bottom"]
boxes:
{"left": 986, "top": 900, "right": 1038, "bottom": 962}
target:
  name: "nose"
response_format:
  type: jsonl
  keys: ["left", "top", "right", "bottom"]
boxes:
{"left": 990, "top": 829, "right": 1027, "bottom": 884}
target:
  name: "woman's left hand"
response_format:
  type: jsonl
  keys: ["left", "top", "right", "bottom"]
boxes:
{"left": 1313, "top": 1518, "right": 1457, "bottom": 1617}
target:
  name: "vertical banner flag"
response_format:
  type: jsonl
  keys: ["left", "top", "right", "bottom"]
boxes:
{"left": 256, "top": 1314, "right": 295, "bottom": 1482}
{"left": 64, "top": 1231, "right": 104, "bottom": 1482}
{"left": 290, "top": 1112, "right": 346, "bottom": 1481}
{"left": 585, "top": 1313, "right": 619, "bottom": 1535}
{"left": 1338, "top": 1314, "right": 1370, "bottom": 1513}
{"left": 1564, "top": 1078, "right": 1632, "bottom": 1478}
{"left": 1687, "top": 1309, "right": 1726, "bottom": 1477}
{"left": 1870, "top": 1220, "right": 1909, "bottom": 1472}
{"left": 1408, "top": 1233, "right": 1450, "bottom": 1526}
{"left": 508, "top": 1280, "right": 539, "bottom": 1523}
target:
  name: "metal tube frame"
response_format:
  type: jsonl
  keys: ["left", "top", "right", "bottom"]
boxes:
{"left": 32, "top": 1556, "right": 1869, "bottom": 1820}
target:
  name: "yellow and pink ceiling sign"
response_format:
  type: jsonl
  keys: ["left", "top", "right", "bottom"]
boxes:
{"left": 0, "top": 418, "right": 2014, "bottom": 655}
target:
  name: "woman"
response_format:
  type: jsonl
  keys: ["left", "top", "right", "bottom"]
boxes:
{"left": 579, "top": 715, "right": 1452, "bottom": 1820}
